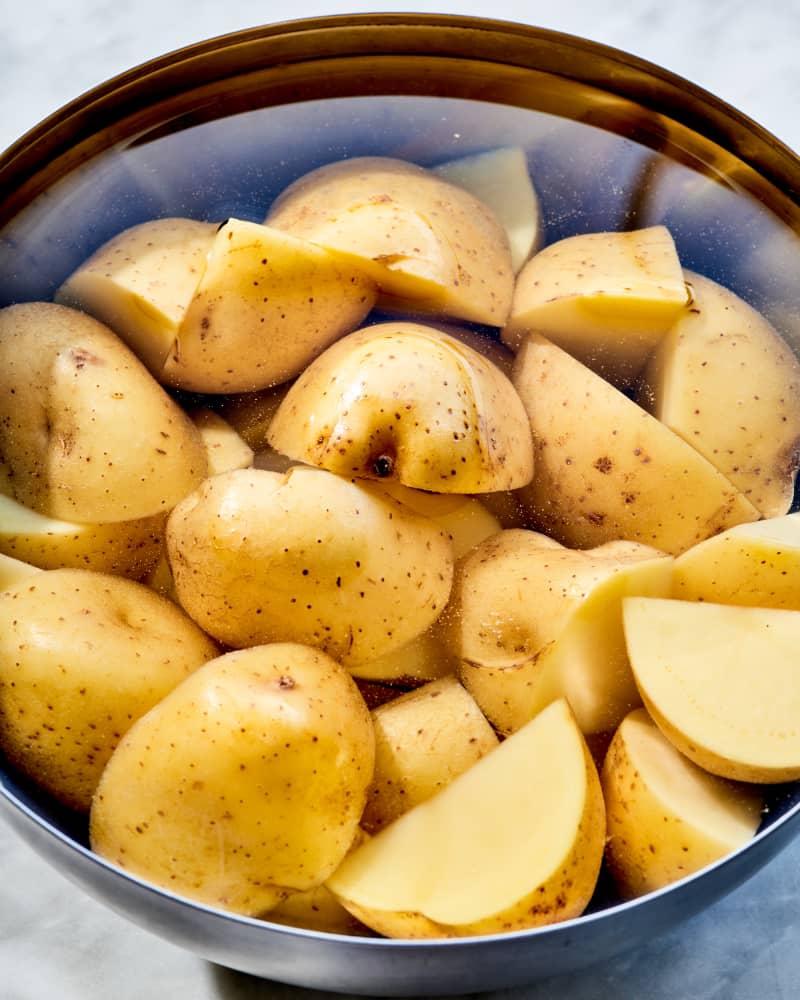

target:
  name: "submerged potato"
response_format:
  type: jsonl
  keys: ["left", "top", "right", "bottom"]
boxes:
{"left": 0, "top": 568, "right": 218, "bottom": 811}
{"left": 90, "top": 644, "right": 375, "bottom": 915}
{"left": 0, "top": 302, "right": 208, "bottom": 523}
{"left": 268, "top": 322, "right": 533, "bottom": 494}
{"left": 166, "top": 467, "right": 454, "bottom": 666}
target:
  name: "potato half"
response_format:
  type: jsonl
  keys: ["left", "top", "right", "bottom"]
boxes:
{"left": 602, "top": 708, "right": 763, "bottom": 898}
{"left": 268, "top": 322, "right": 534, "bottom": 494}
{"left": 327, "top": 698, "right": 605, "bottom": 937}
{"left": 624, "top": 597, "right": 800, "bottom": 782}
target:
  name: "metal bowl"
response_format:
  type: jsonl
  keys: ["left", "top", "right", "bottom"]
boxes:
{"left": 2, "top": 14, "right": 800, "bottom": 996}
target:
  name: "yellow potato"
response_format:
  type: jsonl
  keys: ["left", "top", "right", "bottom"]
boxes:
{"left": 432, "top": 146, "right": 542, "bottom": 273}
{"left": 90, "top": 643, "right": 375, "bottom": 916}
{"left": 513, "top": 333, "right": 760, "bottom": 554}
{"left": 268, "top": 322, "right": 534, "bottom": 494}
{"left": 0, "top": 302, "right": 208, "bottom": 523}
{"left": 56, "top": 217, "right": 215, "bottom": 374}
{"left": 266, "top": 156, "right": 514, "bottom": 326}
{"left": 0, "top": 568, "right": 218, "bottom": 811}
{"left": 672, "top": 513, "right": 800, "bottom": 607}
{"left": 624, "top": 596, "right": 800, "bottom": 782}
{"left": 639, "top": 270, "right": 800, "bottom": 517}
{"left": 348, "top": 631, "right": 457, "bottom": 684}
{"left": 189, "top": 408, "right": 254, "bottom": 476}
{"left": 503, "top": 226, "right": 688, "bottom": 386}
{"left": 327, "top": 699, "right": 605, "bottom": 937}
{"left": 602, "top": 708, "right": 763, "bottom": 899}
{"left": 0, "top": 552, "right": 41, "bottom": 590}
{"left": 444, "top": 530, "right": 673, "bottom": 735}
{"left": 166, "top": 467, "right": 454, "bottom": 667}
{"left": 361, "top": 676, "right": 498, "bottom": 833}
{"left": 217, "top": 382, "right": 292, "bottom": 450}
{"left": 0, "top": 494, "right": 164, "bottom": 578}
{"left": 163, "top": 219, "right": 377, "bottom": 393}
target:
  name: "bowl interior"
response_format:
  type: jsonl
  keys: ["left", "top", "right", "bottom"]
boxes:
{"left": 2, "top": 14, "right": 800, "bottom": 996}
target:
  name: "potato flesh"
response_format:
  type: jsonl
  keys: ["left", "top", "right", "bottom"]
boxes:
{"left": 602, "top": 708, "right": 763, "bottom": 898}
{"left": 503, "top": 226, "right": 688, "bottom": 385}
{"left": 513, "top": 333, "right": 760, "bottom": 554}
{"left": 673, "top": 512, "right": 800, "bottom": 607}
{"left": 361, "top": 676, "right": 499, "bottom": 833}
{"left": 90, "top": 644, "right": 375, "bottom": 916}
{"left": 327, "top": 698, "right": 605, "bottom": 936}
{"left": 0, "top": 552, "right": 41, "bottom": 590}
{"left": 267, "top": 322, "right": 534, "bottom": 494}
{"left": 639, "top": 270, "right": 800, "bottom": 517}
{"left": 189, "top": 408, "right": 254, "bottom": 476}
{"left": 624, "top": 597, "right": 800, "bottom": 782}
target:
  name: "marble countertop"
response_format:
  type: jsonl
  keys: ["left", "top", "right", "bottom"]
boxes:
{"left": 2, "top": 2, "right": 800, "bottom": 998}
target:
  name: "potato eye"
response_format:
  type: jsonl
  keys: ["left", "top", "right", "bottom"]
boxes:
{"left": 372, "top": 454, "right": 395, "bottom": 478}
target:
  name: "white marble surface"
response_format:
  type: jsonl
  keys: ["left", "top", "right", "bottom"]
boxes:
{"left": 2, "top": 1, "right": 800, "bottom": 998}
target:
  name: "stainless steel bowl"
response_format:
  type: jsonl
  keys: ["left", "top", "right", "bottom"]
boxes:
{"left": 2, "top": 14, "right": 800, "bottom": 996}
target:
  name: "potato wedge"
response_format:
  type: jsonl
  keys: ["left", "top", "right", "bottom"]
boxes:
{"left": 624, "top": 597, "right": 800, "bottom": 782}
{"left": 602, "top": 708, "right": 763, "bottom": 898}
{"left": 327, "top": 699, "right": 604, "bottom": 937}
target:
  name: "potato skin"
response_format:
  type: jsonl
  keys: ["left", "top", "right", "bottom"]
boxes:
{"left": 0, "top": 301, "right": 208, "bottom": 523}
{"left": 0, "top": 568, "right": 218, "bottom": 811}
{"left": 90, "top": 644, "right": 375, "bottom": 916}
{"left": 166, "top": 467, "right": 454, "bottom": 666}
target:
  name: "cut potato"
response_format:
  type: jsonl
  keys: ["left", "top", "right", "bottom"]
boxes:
{"left": 673, "top": 512, "right": 800, "bottom": 608}
{"left": 0, "top": 493, "right": 164, "bottom": 578}
{"left": 266, "top": 156, "right": 514, "bottom": 326}
{"left": 639, "top": 270, "right": 800, "bottom": 518}
{"left": 327, "top": 698, "right": 605, "bottom": 937}
{"left": 0, "top": 552, "right": 41, "bottom": 590}
{"left": 190, "top": 408, "right": 254, "bottom": 476}
{"left": 56, "top": 217, "right": 215, "bottom": 374}
{"left": 166, "top": 467, "right": 454, "bottom": 667}
{"left": 0, "top": 302, "right": 208, "bottom": 523}
{"left": 445, "top": 531, "right": 673, "bottom": 735}
{"left": 217, "top": 383, "right": 292, "bottom": 450}
{"left": 268, "top": 322, "right": 534, "bottom": 494}
{"left": 91, "top": 644, "right": 375, "bottom": 915}
{"left": 164, "top": 219, "right": 376, "bottom": 393}
{"left": 602, "top": 708, "right": 763, "bottom": 898}
{"left": 0, "top": 568, "right": 218, "bottom": 811}
{"left": 513, "top": 333, "right": 760, "bottom": 554}
{"left": 348, "top": 631, "right": 457, "bottom": 685}
{"left": 503, "top": 226, "right": 688, "bottom": 385}
{"left": 433, "top": 146, "right": 541, "bottom": 272}
{"left": 624, "top": 597, "right": 800, "bottom": 782}
{"left": 361, "top": 676, "right": 498, "bottom": 833}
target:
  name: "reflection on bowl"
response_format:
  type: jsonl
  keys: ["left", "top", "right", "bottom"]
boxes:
{"left": 1, "top": 14, "right": 800, "bottom": 997}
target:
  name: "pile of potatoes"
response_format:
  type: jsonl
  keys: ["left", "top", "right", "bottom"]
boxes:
{"left": 2, "top": 147, "right": 800, "bottom": 938}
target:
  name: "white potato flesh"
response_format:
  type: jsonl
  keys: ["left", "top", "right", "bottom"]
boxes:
{"left": 164, "top": 219, "right": 376, "bottom": 393}
{"left": 189, "top": 408, "right": 254, "bottom": 476}
{"left": 433, "top": 146, "right": 541, "bottom": 273}
{"left": 0, "top": 493, "right": 164, "bottom": 578}
{"left": 266, "top": 156, "right": 514, "bottom": 327}
{"left": 0, "top": 302, "right": 208, "bottom": 523}
{"left": 166, "top": 467, "right": 454, "bottom": 667}
{"left": 513, "top": 333, "right": 760, "bottom": 554}
{"left": 672, "top": 512, "right": 800, "bottom": 607}
{"left": 55, "top": 217, "right": 215, "bottom": 373}
{"left": 639, "top": 270, "right": 800, "bottom": 518}
{"left": 624, "top": 597, "right": 800, "bottom": 782}
{"left": 268, "top": 322, "right": 534, "bottom": 494}
{"left": 503, "top": 226, "right": 688, "bottom": 386}
{"left": 327, "top": 699, "right": 605, "bottom": 937}
{"left": 602, "top": 708, "right": 763, "bottom": 898}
